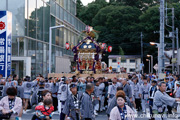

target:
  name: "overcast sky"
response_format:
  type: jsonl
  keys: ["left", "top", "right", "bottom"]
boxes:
{"left": 81, "top": 0, "right": 95, "bottom": 5}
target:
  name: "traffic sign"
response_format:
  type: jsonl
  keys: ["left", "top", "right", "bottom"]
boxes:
{"left": 171, "top": 58, "right": 177, "bottom": 63}
{"left": 153, "top": 64, "right": 158, "bottom": 71}
{"left": 109, "top": 66, "right": 112, "bottom": 70}
{"left": 117, "top": 65, "right": 120, "bottom": 68}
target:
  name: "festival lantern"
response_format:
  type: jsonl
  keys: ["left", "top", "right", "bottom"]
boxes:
{"left": 101, "top": 43, "right": 106, "bottom": 49}
{"left": 108, "top": 46, "right": 112, "bottom": 52}
{"left": 66, "top": 42, "right": 70, "bottom": 50}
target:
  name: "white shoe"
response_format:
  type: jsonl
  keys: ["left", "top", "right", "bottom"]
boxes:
{"left": 94, "top": 111, "right": 98, "bottom": 116}
{"left": 23, "top": 110, "right": 27, "bottom": 114}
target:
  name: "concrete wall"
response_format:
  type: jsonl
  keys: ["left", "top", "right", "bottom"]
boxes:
{"left": 55, "top": 57, "right": 71, "bottom": 73}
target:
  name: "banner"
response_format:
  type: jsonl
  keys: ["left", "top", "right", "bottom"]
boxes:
{"left": 0, "top": 11, "right": 12, "bottom": 78}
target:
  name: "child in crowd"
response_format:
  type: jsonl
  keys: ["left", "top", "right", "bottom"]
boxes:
{"left": 32, "top": 98, "right": 54, "bottom": 120}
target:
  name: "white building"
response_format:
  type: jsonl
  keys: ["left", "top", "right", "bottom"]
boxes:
{"left": 108, "top": 55, "right": 141, "bottom": 73}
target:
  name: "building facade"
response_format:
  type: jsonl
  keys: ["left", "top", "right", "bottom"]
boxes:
{"left": 108, "top": 55, "right": 141, "bottom": 73}
{"left": 0, "top": 0, "right": 86, "bottom": 79}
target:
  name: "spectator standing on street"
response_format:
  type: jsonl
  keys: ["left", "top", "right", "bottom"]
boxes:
{"left": 0, "top": 87, "right": 22, "bottom": 120}
{"left": 109, "top": 90, "right": 135, "bottom": 120}
{"left": 32, "top": 98, "right": 54, "bottom": 120}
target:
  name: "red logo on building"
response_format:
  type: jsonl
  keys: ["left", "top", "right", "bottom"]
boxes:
{"left": 0, "top": 21, "right": 5, "bottom": 30}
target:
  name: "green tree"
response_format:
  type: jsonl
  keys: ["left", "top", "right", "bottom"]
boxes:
{"left": 78, "top": 0, "right": 107, "bottom": 25}
{"left": 76, "top": 0, "right": 84, "bottom": 17}
{"left": 92, "top": 5, "right": 142, "bottom": 55}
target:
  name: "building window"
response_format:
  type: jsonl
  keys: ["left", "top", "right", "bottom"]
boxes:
{"left": 121, "top": 59, "right": 126, "bottom": 63}
{"left": 130, "top": 68, "right": 135, "bottom": 72}
{"left": 112, "top": 59, "right": 117, "bottom": 63}
{"left": 130, "top": 59, "right": 135, "bottom": 63}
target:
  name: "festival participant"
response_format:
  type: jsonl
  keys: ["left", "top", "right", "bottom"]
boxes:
{"left": 149, "top": 80, "right": 158, "bottom": 120}
{"left": 153, "top": 81, "right": 180, "bottom": 120}
{"left": 11, "top": 74, "right": 18, "bottom": 88}
{"left": 131, "top": 77, "right": 141, "bottom": 111}
{"left": 139, "top": 76, "right": 151, "bottom": 114}
{"left": 93, "top": 80, "right": 100, "bottom": 115}
{"left": 31, "top": 78, "right": 46, "bottom": 106}
{"left": 62, "top": 84, "right": 83, "bottom": 120}
{"left": 80, "top": 83, "right": 95, "bottom": 120}
{"left": 77, "top": 78, "right": 86, "bottom": 92}
{"left": 122, "top": 79, "right": 133, "bottom": 102}
{"left": 58, "top": 77, "right": 71, "bottom": 120}
{"left": 22, "top": 76, "right": 37, "bottom": 113}
{"left": 108, "top": 77, "right": 120, "bottom": 105}
{"left": 98, "top": 77, "right": 105, "bottom": 112}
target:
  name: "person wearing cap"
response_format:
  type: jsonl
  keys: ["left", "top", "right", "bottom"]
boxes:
{"left": 80, "top": 83, "right": 95, "bottom": 120}
{"left": 149, "top": 80, "right": 157, "bottom": 120}
{"left": 139, "top": 76, "right": 151, "bottom": 114}
{"left": 153, "top": 81, "right": 180, "bottom": 120}
{"left": 62, "top": 83, "right": 83, "bottom": 120}
{"left": 109, "top": 90, "right": 135, "bottom": 120}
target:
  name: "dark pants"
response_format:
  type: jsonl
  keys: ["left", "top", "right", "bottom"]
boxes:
{"left": 135, "top": 98, "right": 141, "bottom": 111}
{"left": 104, "top": 96, "right": 108, "bottom": 107}
{"left": 60, "top": 112, "right": 66, "bottom": 120}
{"left": 31, "top": 115, "right": 41, "bottom": 120}
{"left": 149, "top": 99, "right": 154, "bottom": 119}
{"left": 60, "top": 101, "right": 66, "bottom": 120}
{"left": 84, "top": 118, "right": 92, "bottom": 120}
{"left": 52, "top": 97, "right": 58, "bottom": 111}
{"left": 167, "top": 105, "right": 172, "bottom": 114}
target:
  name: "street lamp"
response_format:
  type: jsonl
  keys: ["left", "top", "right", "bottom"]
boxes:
{"left": 146, "top": 59, "right": 150, "bottom": 74}
{"left": 147, "top": 55, "right": 153, "bottom": 73}
{"left": 150, "top": 42, "right": 157, "bottom": 45}
{"left": 49, "top": 25, "right": 65, "bottom": 73}
{"left": 150, "top": 42, "right": 161, "bottom": 75}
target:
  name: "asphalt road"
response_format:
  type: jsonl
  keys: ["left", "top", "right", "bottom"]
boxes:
{"left": 21, "top": 109, "right": 179, "bottom": 120}
{"left": 21, "top": 109, "right": 149, "bottom": 120}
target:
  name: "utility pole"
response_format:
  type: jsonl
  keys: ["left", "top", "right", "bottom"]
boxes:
{"left": 141, "top": 32, "right": 143, "bottom": 74}
{"left": 159, "top": 0, "right": 165, "bottom": 75}
{"left": 176, "top": 28, "right": 179, "bottom": 74}
{"left": 172, "top": 8, "right": 175, "bottom": 74}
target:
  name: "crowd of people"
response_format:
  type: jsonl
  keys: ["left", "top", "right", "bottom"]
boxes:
{"left": 0, "top": 72, "right": 180, "bottom": 120}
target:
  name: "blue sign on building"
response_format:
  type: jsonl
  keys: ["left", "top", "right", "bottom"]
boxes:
{"left": 0, "top": 11, "right": 12, "bottom": 78}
